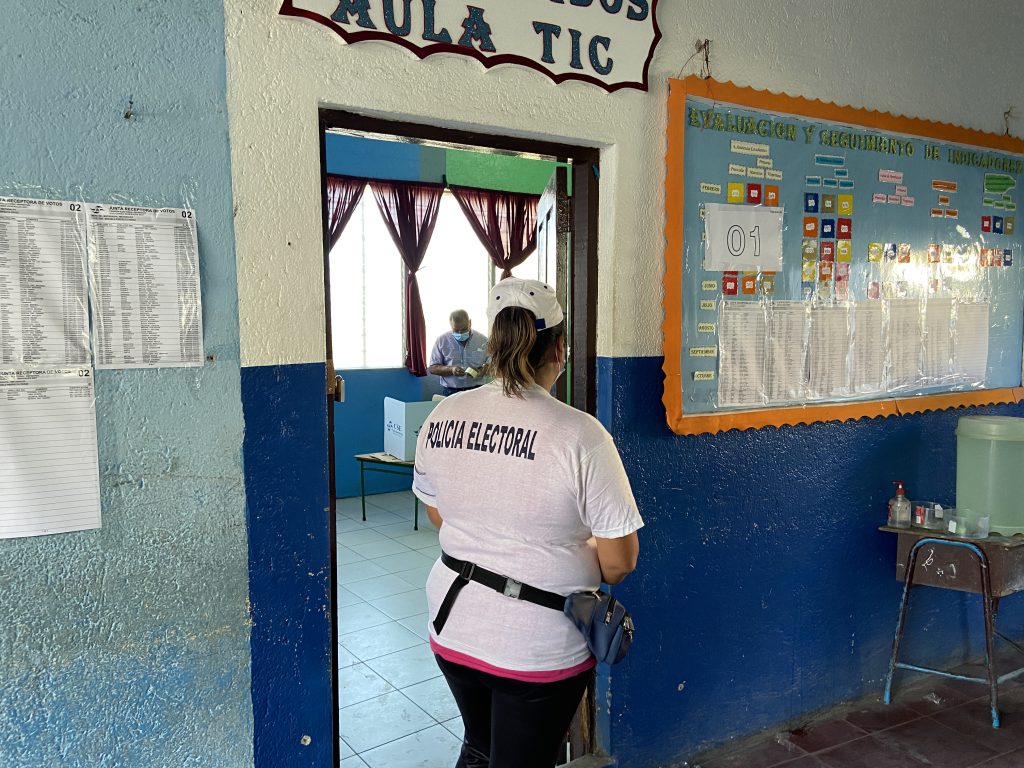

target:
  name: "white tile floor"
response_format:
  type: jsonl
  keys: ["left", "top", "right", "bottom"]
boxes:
{"left": 337, "top": 491, "right": 463, "bottom": 767}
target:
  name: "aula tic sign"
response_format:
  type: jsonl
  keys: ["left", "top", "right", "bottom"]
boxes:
{"left": 279, "top": 0, "right": 662, "bottom": 92}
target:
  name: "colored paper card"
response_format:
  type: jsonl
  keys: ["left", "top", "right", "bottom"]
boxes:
{"left": 760, "top": 273, "right": 776, "bottom": 295}
{"left": 746, "top": 184, "right": 762, "bottom": 204}
{"left": 806, "top": 176, "right": 822, "bottom": 187}
{"left": 822, "top": 179, "right": 839, "bottom": 188}
{"left": 982, "top": 215, "right": 992, "bottom": 232}
{"left": 1005, "top": 249, "right": 1014, "bottom": 266}
{"left": 802, "top": 261, "right": 816, "bottom": 281}
{"left": 815, "top": 154, "right": 845, "bottom": 166}
{"left": 928, "top": 277, "right": 940, "bottom": 294}
{"left": 741, "top": 272, "right": 757, "bottom": 294}
{"left": 868, "top": 281, "right": 881, "bottom": 299}
{"left": 821, "top": 194, "right": 836, "bottom": 213}
{"left": 836, "top": 262, "right": 851, "bottom": 278}
{"left": 994, "top": 216, "right": 1004, "bottom": 234}
{"left": 804, "top": 192, "right": 819, "bottom": 213}
{"left": 699, "top": 182, "right": 722, "bottom": 195}
{"left": 837, "top": 218, "right": 852, "bottom": 239}
{"left": 887, "top": 195, "right": 902, "bottom": 204}
{"left": 930, "top": 208, "right": 945, "bottom": 217}
{"left": 722, "top": 272, "right": 739, "bottom": 295}
{"left": 746, "top": 166, "right": 766, "bottom": 179}
{"left": 873, "top": 193, "right": 888, "bottom": 204}
{"left": 764, "top": 185, "right": 780, "bottom": 205}
{"left": 901, "top": 196, "right": 915, "bottom": 206}
{"left": 697, "top": 323, "right": 716, "bottom": 333}
{"left": 701, "top": 280, "right": 718, "bottom": 291}
{"left": 699, "top": 300, "right": 716, "bottom": 311}
{"left": 941, "top": 245, "right": 954, "bottom": 264}
{"left": 801, "top": 282, "right": 815, "bottom": 299}
{"left": 765, "top": 169, "right": 783, "bottom": 181}
{"left": 837, "top": 194, "right": 853, "bottom": 215}
{"left": 883, "top": 243, "right": 898, "bottom": 261}
{"left": 1007, "top": 217, "right": 1016, "bottom": 235}
{"left": 803, "top": 217, "right": 819, "bottom": 237}
{"left": 820, "top": 241, "right": 835, "bottom": 261}
{"left": 802, "top": 239, "right": 818, "bottom": 259}
{"left": 945, "top": 209, "right": 959, "bottom": 218}
{"left": 837, "top": 241, "right": 852, "bottom": 262}
{"left": 898, "top": 243, "right": 912, "bottom": 263}
{"left": 819, "top": 261, "right": 834, "bottom": 281}
{"left": 834, "top": 169, "right": 849, "bottom": 178}
{"left": 835, "top": 277, "right": 849, "bottom": 300}
{"left": 838, "top": 180, "right": 855, "bottom": 189}
{"left": 895, "top": 185, "right": 908, "bottom": 195}
{"left": 728, "top": 164, "right": 747, "bottom": 176}
{"left": 868, "top": 242, "right": 883, "bottom": 262}
{"left": 756, "top": 157, "right": 773, "bottom": 168}
{"left": 928, "top": 244, "right": 941, "bottom": 263}
{"left": 931, "top": 179, "right": 957, "bottom": 192}
{"left": 880, "top": 170, "right": 904, "bottom": 184}
{"left": 816, "top": 282, "right": 832, "bottom": 299}
{"left": 727, "top": 183, "right": 745, "bottom": 203}
{"left": 820, "top": 218, "right": 835, "bottom": 238}
{"left": 693, "top": 370, "right": 715, "bottom": 381}
{"left": 937, "top": 195, "right": 950, "bottom": 205}
{"left": 980, "top": 249, "right": 991, "bottom": 267}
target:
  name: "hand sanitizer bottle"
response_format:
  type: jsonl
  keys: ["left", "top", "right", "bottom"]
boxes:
{"left": 888, "top": 481, "right": 911, "bottom": 528}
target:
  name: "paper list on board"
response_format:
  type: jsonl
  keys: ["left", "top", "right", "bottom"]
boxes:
{"left": 764, "top": 301, "right": 807, "bottom": 403}
{"left": 922, "top": 298, "right": 954, "bottom": 384}
{"left": 954, "top": 302, "right": 990, "bottom": 384}
{"left": 0, "top": 369, "right": 101, "bottom": 539}
{"left": 806, "top": 306, "right": 851, "bottom": 399}
{"left": 88, "top": 206, "right": 203, "bottom": 368}
{"left": 850, "top": 304, "right": 884, "bottom": 395}
{"left": 717, "top": 302, "right": 766, "bottom": 407}
{"left": 0, "top": 198, "right": 90, "bottom": 368}
{"left": 887, "top": 300, "right": 923, "bottom": 391}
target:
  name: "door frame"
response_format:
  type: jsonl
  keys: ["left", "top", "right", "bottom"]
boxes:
{"left": 318, "top": 109, "right": 601, "bottom": 766}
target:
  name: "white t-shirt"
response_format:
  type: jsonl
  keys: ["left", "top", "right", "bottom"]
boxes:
{"left": 412, "top": 381, "right": 643, "bottom": 673}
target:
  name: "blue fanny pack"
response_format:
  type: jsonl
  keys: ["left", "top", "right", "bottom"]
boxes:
{"left": 436, "top": 552, "right": 634, "bottom": 665}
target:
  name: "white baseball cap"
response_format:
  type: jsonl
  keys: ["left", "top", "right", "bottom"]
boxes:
{"left": 486, "top": 277, "right": 564, "bottom": 331}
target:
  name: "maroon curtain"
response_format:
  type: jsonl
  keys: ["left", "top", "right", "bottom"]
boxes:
{"left": 325, "top": 175, "right": 366, "bottom": 250}
{"left": 449, "top": 186, "right": 539, "bottom": 279}
{"left": 370, "top": 180, "right": 444, "bottom": 377}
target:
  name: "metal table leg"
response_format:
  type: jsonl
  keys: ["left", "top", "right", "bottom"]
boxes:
{"left": 359, "top": 460, "right": 367, "bottom": 522}
{"left": 884, "top": 537, "right": 1001, "bottom": 728}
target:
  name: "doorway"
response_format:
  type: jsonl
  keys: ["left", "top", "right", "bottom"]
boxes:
{"left": 319, "top": 111, "right": 600, "bottom": 766}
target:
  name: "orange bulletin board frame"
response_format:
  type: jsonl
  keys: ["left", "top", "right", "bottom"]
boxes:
{"left": 662, "top": 76, "right": 1024, "bottom": 436}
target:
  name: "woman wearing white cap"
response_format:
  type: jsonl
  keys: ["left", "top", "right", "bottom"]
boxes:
{"left": 413, "top": 277, "right": 643, "bottom": 767}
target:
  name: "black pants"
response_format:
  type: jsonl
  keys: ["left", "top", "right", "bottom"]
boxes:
{"left": 441, "top": 384, "right": 482, "bottom": 396}
{"left": 435, "top": 655, "right": 592, "bottom": 768}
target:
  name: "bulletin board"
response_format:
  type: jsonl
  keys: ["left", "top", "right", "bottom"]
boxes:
{"left": 663, "top": 76, "right": 1024, "bottom": 435}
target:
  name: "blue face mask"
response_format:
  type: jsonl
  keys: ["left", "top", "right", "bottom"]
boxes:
{"left": 452, "top": 331, "right": 470, "bottom": 342}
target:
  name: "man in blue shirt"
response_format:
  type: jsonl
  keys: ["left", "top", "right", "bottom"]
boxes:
{"left": 428, "top": 309, "right": 489, "bottom": 396}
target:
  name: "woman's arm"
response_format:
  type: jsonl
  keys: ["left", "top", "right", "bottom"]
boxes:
{"left": 426, "top": 504, "right": 443, "bottom": 529}
{"left": 594, "top": 532, "right": 639, "bottom": 585}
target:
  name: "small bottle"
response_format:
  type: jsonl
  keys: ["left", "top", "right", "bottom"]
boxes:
{"left": 888, "top": 481, "right": 911, "bottom": 528}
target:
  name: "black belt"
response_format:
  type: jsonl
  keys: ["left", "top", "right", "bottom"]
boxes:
{"left": 433, "top": 552, "right": 566, "bottom": 635}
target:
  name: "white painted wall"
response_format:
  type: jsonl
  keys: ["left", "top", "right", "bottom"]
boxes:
{"left": 226, "top": 0, "right": 1024, "bottom": 366}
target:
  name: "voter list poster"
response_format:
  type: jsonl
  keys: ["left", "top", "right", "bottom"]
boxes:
{"left": 87, "top": 205, "right": 203, "bottom": 369}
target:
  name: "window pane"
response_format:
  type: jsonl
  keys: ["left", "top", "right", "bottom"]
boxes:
{"left": 419, "top": 193, "right": 492, "bottom": 348}
{"left": 329, "top": 195, "right": 404, "bottom": 369}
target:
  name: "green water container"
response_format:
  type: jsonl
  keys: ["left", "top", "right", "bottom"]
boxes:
{"left": 956, "top": 416, "right": 1024, "bottom": 535}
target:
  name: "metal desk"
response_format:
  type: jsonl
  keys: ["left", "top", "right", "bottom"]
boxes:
{"left": 881, "top": 525, "right": 1024, "bottom": 728}
{"left": 354, "top": 452, "right": 419, "bottom": 530}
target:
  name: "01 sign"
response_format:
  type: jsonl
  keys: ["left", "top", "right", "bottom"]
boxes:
{"left": 703, "top": 203, "right": 784, "bottom": 272}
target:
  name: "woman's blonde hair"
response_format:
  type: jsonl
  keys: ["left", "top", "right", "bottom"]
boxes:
{"left": 488, "top": 307, "right": 565, "bottom": 398}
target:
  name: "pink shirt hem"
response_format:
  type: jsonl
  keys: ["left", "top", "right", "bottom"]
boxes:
{"left": 430, "top": 638, "right": 595, "bottom": 682}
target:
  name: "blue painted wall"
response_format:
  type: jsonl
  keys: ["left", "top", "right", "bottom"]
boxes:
{"left": 597, "top": 356, "right": 1024, "bottom": 766}
{"left": 333, "top": 368, "right": 436, "bottom": 498}
{"left": 242, "top": 364, "right": 332, "bottom": 768}
{"left": 0, "top": 2, "right": 252, "bottom": 766}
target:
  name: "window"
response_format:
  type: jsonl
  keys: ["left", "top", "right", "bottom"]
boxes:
{"left": 330, "top": 191, "right": 404, "bottom": 369}
{"left": 331, "top": 188, "right": 541, "bottom": 369}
